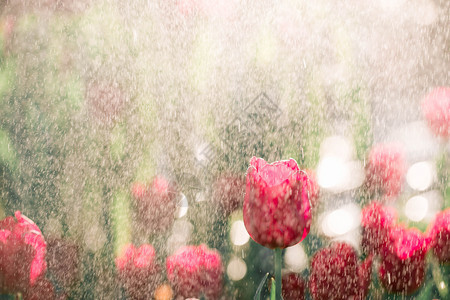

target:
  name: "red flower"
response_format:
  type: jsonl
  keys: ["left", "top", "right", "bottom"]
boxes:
{"left": 379, "top": 225, "right": 428, "bottom": 295}
{"left": 131, "top": 182, "right": 147, "bottom": 201}
{"left": 427, "top": 208, "right": 450, "bottom": 263}
{"left": 309, "top": 243, "right": 372, "bottom": 300}
{"left": 243, "top": 157, "right": 311, "bottom": 249}
{"left": 365, "top": 143, "right": 406, "bottom": 199}
{"left": 115, "top": 244, "right": 160, "bottom": 300}
{"left": 422, "top": 87, "right": 450, "bottom": 138}
{"left": 212, "top": 173, "right": 245, "bottom": 217}
{"left": 166, "top": 244, "right": 223, "bottom": 300}
{"left": 24, "top": 278, "right": 56, "bottom": 300}
{"left": 282, "top": 273, "right": 306, "bottom": 300}
{"left": 46, "top": 237, "right": 79, "bottom": 290}
{"left": 299, "top": 169, "right": 320, "bottom": 209}
{"left": 0, "top": 211, "right": 47, "bottom": 293}
{"left": 361, "top": 201, "right": 397, "bottom": 255}
{"left": 86, "top": 81, "right": 128, "bottom": 126}
{"left": 132, "top": 176, "right": 178, "bottom": 233}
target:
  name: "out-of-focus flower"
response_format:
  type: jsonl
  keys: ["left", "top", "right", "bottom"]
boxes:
{"left": 212, "top": 173, "right": 245, "bottom": 217}
{"left": 0, "top": 211, "right": 47, "bottom": 294}
{"left": 46, "top": 237, "right": 79, "bottom": 290}
{"left": 115, "top": 244, "right": 160, "bottom": 300}
{"left": 361, "top": 201, "right": 397, "bottom": 255}
{"left": 86, "top": 81, "right": 128, "bottom": 126}
{"left": 282, "top": 273, "right": 306, "bottom": 300}
{"left": 427, "top": 208, "right": 450, "bottom": 263}
{"left": 422, "top": 87, "right": 450, "bottom": 138}
{"left": 243, "top": 157, "right": 311, "bottom": 249}
{"left": 379, "top": 225, "right": 428, "bottom": 295}
{"left": 309, "top": 242, "right": 372, "bottom": 300}
{"left": 299, "top": 169, "right": 320, "bottom": 209}
{"left": 131, "top": 176, "right": 178, "bottom": 233}
{"left": 24, "top": 277, "right": 55, "bottom": 300}
{"left": 364, "top": 143, "right": 406, "bottom": 199}
{"left": 166, "top": 244, "right": 223, "bottom": 299}
{"left": 131, "top": 182, "right": 147, "bottom": 201}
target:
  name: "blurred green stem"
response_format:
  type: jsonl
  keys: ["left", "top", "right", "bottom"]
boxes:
{"left": 274, "top": 248, "right": 282, "bottom": 300}
{"left": 430, "top": 256, "right": 448, "bottom": 299}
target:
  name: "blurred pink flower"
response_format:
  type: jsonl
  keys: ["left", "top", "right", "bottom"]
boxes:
{"left": 364, "top": 143, "right": 406, "bottom": 199}
{"left": 361, "top": 201, "right": 397, "bottom": 255}
{"left": 282, "top": 273, "right": 306, "bottom": 300}
{"left": 166, "top": 244, "right": 223, "bottom": 300}
{"left": 299, "top": 169, "right": 320, "bottom": 210}
{"left": 427, "top": 208, "right": 450, "bottom": 263}
{"left": 0, "top": 211, "right": 47, "bottom": 294}
{"left": 212, "top": 173, "right": 245, "bottom": 217}
{"left": 243, "top": 157, "right": 311, "bottom": 249}
{"left": 422, "top": 87, "right": 450, "bottom": 138}
{"left": 309, "top": 242, "right": 372, "bottom": 300}
{"left": 131, "top": 176, "right": 177, "bottom": 233}
{"left": 24, "top": 277, "right": 55, "bottom": 300}
{"left": 86, "top": 81, "right": 128, "bottom": 126}
{"left": 379, "top": 225, "right": 428, "bottom": 294}
{"left": 116, "top": 244, "right": 160, "bottom": 300}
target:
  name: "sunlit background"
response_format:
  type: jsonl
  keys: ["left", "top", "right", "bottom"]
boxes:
{"left": 0, "top": 0, "right": 448, "bottom": 299}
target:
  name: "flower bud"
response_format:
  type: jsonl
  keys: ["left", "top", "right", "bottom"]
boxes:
{"left": 132, "top": 176, "right": 177, "bottom": 233}
{"left": 361, "top": 201, "right": 397, "bottom": 255}
{"left": 0, "top": 211, "right": 47, "bottom": 293}
{"left": 379, "top": 225, "right": 428, "bottom": 295}
{"left": 243, "top": 157, "right": 311, "bottom": 249}
{"left": 422, "top": 87, "right": 450, "bottom": 138}
{"left": 364, "top": 143, "right": 406, "bottom": 199}
{"left": 427, "top": 208, "right": 450, "bottom": 263}
{"left": 212, "top": 173, "right": 245, "bottom": 217}
{"left": 166, "top": 244, "right": 223, "bottom": 299}
{"left": 309, "top": 242, "right": 372, "bottom": 300}
{"left": 282, "top": 273, "right": 306, "bottom": 300}
{"left": 115, "top": 244, "right": 160, "bottom": 300}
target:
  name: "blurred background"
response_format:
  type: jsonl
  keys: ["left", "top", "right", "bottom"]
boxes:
{"left": 0, "top": 0, "right": 448, "bottom": 299}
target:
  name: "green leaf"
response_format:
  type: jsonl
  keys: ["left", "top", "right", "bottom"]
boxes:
{"left": 254, "top": 272, "right": 269, "bottom": 300}
{"left": 270, "top": 277, "right": 276, "bottom": 300}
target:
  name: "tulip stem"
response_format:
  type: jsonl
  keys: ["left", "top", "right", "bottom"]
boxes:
{"left": 274, "top": 248, "right": 282, "bottom": 300}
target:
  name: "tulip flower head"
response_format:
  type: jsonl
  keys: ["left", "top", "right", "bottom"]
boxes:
{"left": 166, "top": 244, "right": 223, "bottom": 300}
{"left": 115, "top": 244, "right": 160, "bottom": 300}
{"left": 0, "top": 211, "right": 47, "bottom": 294}
{"left": 364, "top": 143, "right": 406, "bottom": 199}
{"left": 309, "top": 242, "right": 372, "bottom": 300}
{"left": 427, "top": 208, "right": 450, "bottom": 263}
{"left": 131, "top": 176, "right": 177, "bottom": 233}
{"left": 212, "top": 173, "right": 245, "bottom": 217}
{"left": 299, "top": 169, "right": 320, "bottom": 209}
{"left": 421, "top": 87, "right": 450, "bottom": 138}
{"left": 243, "top": 157, "right": 311, "bottom": 249}
{"left": 24, "top": 278, "right": 55, "bottom": 300}
{"left": 379, "top": 225, "right": 428, "bottom": 295}
{"left": 282, "top": 273, "right": 306, "bottom": 300}
{"left": 361, "top": 201, "right": 397, "bottom": 255}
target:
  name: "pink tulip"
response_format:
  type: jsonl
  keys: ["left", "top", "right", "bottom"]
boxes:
{"left": 427, "top": 208, "right": 450, "bottom": 263}
{"left": 422, "top": 87, "right": 450, "bottom": 138}
{"left": 0, "top": 211, "right": 47, "bottom": 294}
{"left": 166, "top": 244, "right": 223, "bottom": 300}
{"left": 379, "top": 225, "right": 428, "bottom": 294}
{"left": 243, "top": 157, "right": 311, "bottom": 249}
{"left": 116, "top": 244, "right": 160, "bottom": 300}
{"left": 364, "top": 143, "right": 406, "bottom": 199}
